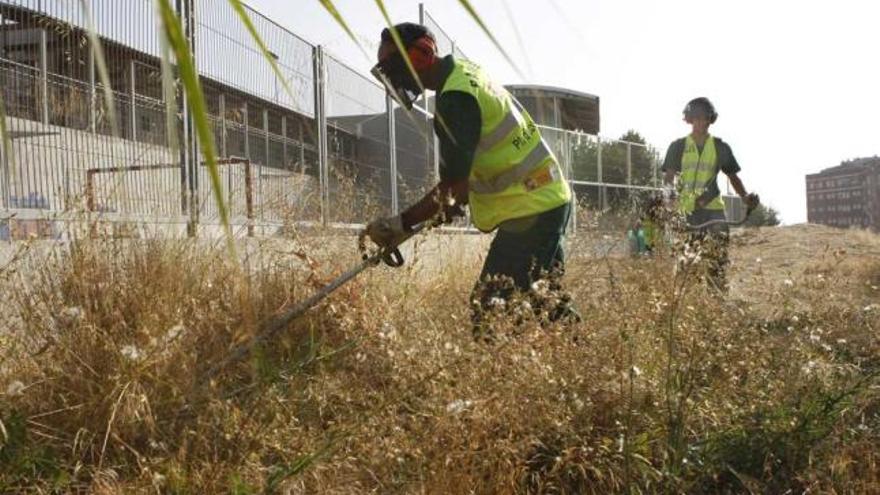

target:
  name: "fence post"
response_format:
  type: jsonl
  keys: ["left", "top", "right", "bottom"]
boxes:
{"left": 432, "top": 124, "right": 440, "bottom": 183}
{"left": 178, "top": 0, "right": 198, "bottom": 236}
{"left": 39, "top": 28, "right": 49, "bottom": 125}
{"left": 243, "top": 101, "right": 249, "bottom": 162}
{"left": 626, "top": 143, "right": 632, "bottom": 185}
{"left": 313, "top": 45, "right": 329, "bottom": 226}
{"left": 244, "top": 159, "right": 254, "bottom": 237}
{"left": 597, "top": 138, "right": 605, "bottom": 210}
{"left": 1, "top": 135, "right": 9, "bottom": 212}
{"left": 387, "top": 95, "right": 398, "bottom": 215}
{"left": 88, "top": 47, "right": 96, "bottom": 133}
{"left": 281, "top": 115, "right": 287, "bottom": 166}
{"left": 653, "top": 150, "right": 659, "bottom": 187}
{"left": 417, "top": 4, "right": 440, "bottom": 183}
{"left": 263, "top": 107, "right": 269, "bottom": 222}
{"left": 129, "top": 60, "right": 137, "bottom": 141}
{"left": 564, "top": 131, "right": 577, "bottom": 235}
{"left": 219, "top": 93, "right": 231, "bottom": 211}
{"left": 298, "top": 119, "right": 305, "bottom": 175}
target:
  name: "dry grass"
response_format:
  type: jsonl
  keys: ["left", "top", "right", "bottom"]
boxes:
{"left": 1, "top": 222, "right": 879, "bottom": 493}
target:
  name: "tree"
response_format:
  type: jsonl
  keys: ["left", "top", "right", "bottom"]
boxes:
{"left": 568, "top": 130, "right": 660, "bottom": 210}
{"left": 744, "top": 204, "right": 781, "bottom": 227}
{"left": 569, "top": 130, "right": 658, "bottom": 186}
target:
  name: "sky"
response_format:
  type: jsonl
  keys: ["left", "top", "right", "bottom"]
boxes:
{"left": 246, "top": 0, "right": 880, "bottom": 224}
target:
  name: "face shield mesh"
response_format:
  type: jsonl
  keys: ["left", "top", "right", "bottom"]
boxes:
{"left": 370, "top": 58, "right": 420, "bottom": 110}
{"left": 371, "top": 36, "right": 431, "bottom": 111}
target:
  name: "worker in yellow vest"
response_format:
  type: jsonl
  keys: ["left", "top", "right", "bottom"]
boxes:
{"left": 661, "top": 97, "right": 758, "bottom": 292}
{"left": 364, "top": 23, "right": 578, "bottom": 335}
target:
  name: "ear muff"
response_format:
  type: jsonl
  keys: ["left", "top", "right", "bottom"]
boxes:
{"left": 708, "top": 109, "right": 718, "bottom": 124}
{"left": 407, "top": 36, "right": 437, "bottom": 71}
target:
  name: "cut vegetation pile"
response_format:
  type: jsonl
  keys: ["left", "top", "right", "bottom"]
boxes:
{"left": 1, "top": 224, "right": 879, "bottom": 493}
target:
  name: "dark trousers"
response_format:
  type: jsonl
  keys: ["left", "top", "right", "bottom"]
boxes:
{"left": 685, "top": 225, "right": 730, "bottom": 293}
{"left": 682, "top": 208, "right": 730, "bottom": 292}
{"left": 471, "top": 202, "right": 575, "bottom": 337}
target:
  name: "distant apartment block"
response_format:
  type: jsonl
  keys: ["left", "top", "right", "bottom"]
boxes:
{"left": 806, "top": 157, "right": 880, "bottom": 231}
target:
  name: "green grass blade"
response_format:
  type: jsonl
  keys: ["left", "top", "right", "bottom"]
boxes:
{"left": 316, "top": 0, "right": 371, "bottom": 60}
{"left": 372, "top": 0, "right": 425, "bottom": 97}
{"left": 77, "top": 0, "right": 119, "bottom": 138}
{"left": 454, "top": 0, "right": 525, "bottom": 78}
{"left": 225, "top": 0, "right": 298, "bottom": 108}
{"left": 547, "top": 0, "right": 588, "bottom": 45}
{"left": 156, "top": 0, "right": 233, "bottom": 249}
{"left": 500, "top": 0, "right": 533, "bottom": 79}
{"left": 78, "top": 0, "right": 131, "bottom": 219}
{"left": 156, "top": 6, "right": 180, "bottom": 153}
{"left": 370, "top": 0, "right": 453, "bottom": 145}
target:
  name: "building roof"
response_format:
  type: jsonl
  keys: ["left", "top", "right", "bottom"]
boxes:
{"left": 505, "top": 84, "right": 600, "bottom": 134}
{"left": 809, "top": 156, "right": 880, "bottom": 177}
{"left": 505, "top": 84, "right": 600, "bottom": 103}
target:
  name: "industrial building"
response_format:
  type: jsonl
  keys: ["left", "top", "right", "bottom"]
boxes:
{"left": 806, "top": 157, "right": 880, "bottom": 231}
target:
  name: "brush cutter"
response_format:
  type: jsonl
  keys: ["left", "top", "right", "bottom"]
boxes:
{"left": 199, "top": 221, "right": 431, "bottom": 384}
{"left": 686, "top": 193, "right": 760, "bottom": 230}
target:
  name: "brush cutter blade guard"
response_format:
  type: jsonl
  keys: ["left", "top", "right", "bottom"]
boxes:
{"left": 382, "top": 248, "right": 405, "bottom": 267}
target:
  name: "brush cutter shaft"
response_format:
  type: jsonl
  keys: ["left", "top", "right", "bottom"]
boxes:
{"left": 686, "top": 194, "right": 759, "bottom": 230}
{"left": 200, "top": 222, "right": 429, "bottom": 383}
{"left": 687, "top": 213, "right": 748, "bottom": 230}
{"left": 202, "top": 258, "right": 373, "bottom": 380}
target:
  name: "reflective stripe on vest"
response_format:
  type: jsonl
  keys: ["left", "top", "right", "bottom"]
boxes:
{"left": 469, "top": 138, "right": 553, "bottom": 194}
{"left": 678, "top": 135, "right": 724, "bottom": 213}
{"left": 439, "top": 59, "right": 570, "bottom": 232}
{"left": 475, "top": 99, "right": 525, "bottom": 153}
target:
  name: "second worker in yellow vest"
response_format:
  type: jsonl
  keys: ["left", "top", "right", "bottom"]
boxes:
{"left": 661, "top": 97, "right": 758, "bottom": 292}
{"left": 365, "top": 23, "right": 579, "bottom": 335}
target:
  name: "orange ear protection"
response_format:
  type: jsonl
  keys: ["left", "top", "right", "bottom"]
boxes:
{"left": 407, "top": 36, "right": 437, "bottom": 71}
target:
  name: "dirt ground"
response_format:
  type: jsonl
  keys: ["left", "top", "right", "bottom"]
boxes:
{"left": 727, "top": 224, "right": 880, "bottom": 309}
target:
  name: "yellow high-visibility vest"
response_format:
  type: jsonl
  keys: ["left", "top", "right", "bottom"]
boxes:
{"left": 439, "top": 59, "right": 570, "bottom": 232}
{"left": 678, "top": 135, "right": 725, "bottom": 214}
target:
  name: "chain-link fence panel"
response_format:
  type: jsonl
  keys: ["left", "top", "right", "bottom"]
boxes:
{"left": 195, "top": 0, "right": 314, "bottom": 117}
{"left": 566, "top": 130, "right": 601, "bottom": 184}
{"left": 395, "top": 106, "right": 434, "bottom": 208}
{"left": 324, "top": 53, "right": 391, "bottom": 224}
{"left": 1, "top": 0, "right": 672, "bottom": 237}
{"left": 197, "top": 158, "right": 253, "bottom": 225}
{"left": 0, "top": 1, "right": 179, "bottom": 226}
{"left": 421, "top": 10, "right": 454, "bottom": 57}
{"left": 193, "top": 0, "right": 321, "bottom": 226}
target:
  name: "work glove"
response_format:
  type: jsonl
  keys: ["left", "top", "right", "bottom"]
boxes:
{"left": 364, "top": 215, "right": 409, "bottom": 249}
{"left": 440, "top": 202, "right": 466, "bottom": 224}
{"left": 743, "top": 193, "right": 760, "bottom": 211}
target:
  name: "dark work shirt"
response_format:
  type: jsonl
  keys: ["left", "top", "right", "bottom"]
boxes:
{"left": 661, "top": 135, "right": 741, "bottom": 205}
{"left": 433, "top": 55, "right": 482, "bottom": 181}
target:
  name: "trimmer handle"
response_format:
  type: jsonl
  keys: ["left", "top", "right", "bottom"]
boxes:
{"left": 745, "top": 193, "right": 760, "bottom": 215}
{"left": 357, "top": 220, "right": 432, "bottom": 268}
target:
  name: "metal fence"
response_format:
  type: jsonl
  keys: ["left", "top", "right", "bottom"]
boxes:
{"left": 0, "top": 0, "right": 669, "bottom": 241}
{"left": 421, "top": 7, "right": 467, "bottom": 61}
